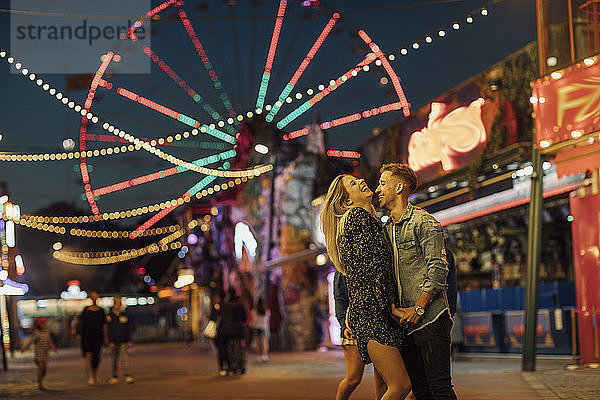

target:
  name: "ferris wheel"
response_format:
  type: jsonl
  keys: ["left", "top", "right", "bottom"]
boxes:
{"left": 74, "top": 0, "right": 409, "bottom": 234}
{"left": 1, "top": 0, "right": 412, "bottom": 264}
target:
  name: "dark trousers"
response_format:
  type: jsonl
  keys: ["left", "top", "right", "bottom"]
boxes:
{"left": 214, "top": 336, "right": 230, "bottom": 371}
{"left": 400, "top": 312, "right": 457, "bottom": 400}
{"left": 227, "top": 337, "right": 246, "bottom": 373}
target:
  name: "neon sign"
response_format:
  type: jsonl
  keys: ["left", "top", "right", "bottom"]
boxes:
{"left": 408, "top": 98, "right": 486, "bottom": 172}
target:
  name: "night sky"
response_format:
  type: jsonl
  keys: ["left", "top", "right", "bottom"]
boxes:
{"left": 0, "top": 0, "right": 536, "bottom": 215}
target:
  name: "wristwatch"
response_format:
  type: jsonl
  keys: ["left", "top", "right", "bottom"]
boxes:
{"left": 414, "top": 305, "right": 425, "bottom": 316}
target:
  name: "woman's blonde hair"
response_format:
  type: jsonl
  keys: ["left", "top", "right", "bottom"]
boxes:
{"left": 321, "top": 174, "right": 353, "bottom": 275}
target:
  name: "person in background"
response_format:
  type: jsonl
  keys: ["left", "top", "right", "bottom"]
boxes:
{"left": 221, "top": 289, "right": 248, "bottom": 374}
{"left": 334, "top": 270, "right": 368, "bottom": 400}
{"left": 313, "top": 297, "right": 328, "bottom": 352}
{"left": 249, "top": 298, "right": 270, "bottom": 362}
{"left": 107, "top": 296, "right": 134, "bottom": 384}
{"left": 21, "top": 317, "right": 57, "bottom": 390}
{"left": 74, "top": 290, "right": 107, "bottom": 385}
{"left": 209, "top": 290, "right": 229, "bottom": 376}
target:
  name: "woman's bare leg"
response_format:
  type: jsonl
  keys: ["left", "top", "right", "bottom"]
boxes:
{"left": 262, "top": 336, "right": 269, "bottom": 360}
{"left": 374, "top": 367, "right": 387, "bottom": 400}
{"left": 336, "top": 345, "right": 365, "bottom": 400}
{"left": 367, "top": 340, "right": 411, "bottom": 400}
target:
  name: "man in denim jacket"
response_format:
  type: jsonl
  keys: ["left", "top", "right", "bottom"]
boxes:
{"left": 376, "top": 163, "right": 457, "bottom": 400}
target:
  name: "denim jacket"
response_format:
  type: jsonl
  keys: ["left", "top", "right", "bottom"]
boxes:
{"left": 384, "top": 203, "right": 450, "bottom": 334}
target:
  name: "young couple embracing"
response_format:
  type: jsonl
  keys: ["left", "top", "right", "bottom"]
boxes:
{"left": 323, "top": 163, "right": 457, "bottom": 400}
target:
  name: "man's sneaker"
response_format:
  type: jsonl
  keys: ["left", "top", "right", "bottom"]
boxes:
{"left": 218, "top": 369, "right": 227, "bottom": 376}
{"left": 87, "top": 378, "right": 95, "bottom": 385}
{"left": 125, "top": 376, "right": 135, "bottom": 384}
{"left": 108, "top": 377, "right": 118, "bottom": 385}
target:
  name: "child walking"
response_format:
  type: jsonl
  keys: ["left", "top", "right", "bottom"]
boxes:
{"left": 21, "top": 317, "right": 57, "bottom": 390}
{"left": 107, "top": 297, "right": 134, "bottom": 384}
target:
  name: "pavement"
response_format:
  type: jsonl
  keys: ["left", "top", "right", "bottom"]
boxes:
{"left": 0, "top": 343, "right": 598, "bottom": 399}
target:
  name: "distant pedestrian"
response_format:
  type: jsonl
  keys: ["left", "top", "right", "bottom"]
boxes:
{"left": 107, "top": 297, "right": 134, "bottom": 384}
{"left": 220, "top": 289, "right": 247, "bottom": 374}
{"left": 208, "top": 290, "right": 228, "bottom": 376}
{"left": 74, "top": 290, "right": 107, "bottom": 385}
{"left": 313, "top": 297, "right": 328, "bottom": 352}
{"left": 249, "top": 298, "right": 270, "bottom": 362}
{"left": 21, "top": 317, "right": 57, "bottom": 390}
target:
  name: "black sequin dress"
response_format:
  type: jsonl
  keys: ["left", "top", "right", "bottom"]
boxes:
{"left": 338, "top": 207, "right": 403, "bottom": 364}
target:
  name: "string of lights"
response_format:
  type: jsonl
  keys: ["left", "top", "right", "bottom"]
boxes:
{"left": 0, "top": 134, "right": 231, "bottom": 162}
{"left": 178, "top": 9, "right": 236, "bottom": 117}
{"left": 357, "top": 30, "right": 410, "bottom": 117}
{"left": 129, "top": 170, "right": 220, "bottom": 238}
{"left": 0, "top": 49, "right": 273, "bottom": 179}
{"left": 53, "top": 227, "right": 185, "bottom": 265}
{"left": 14, "top": 217, "right": 181, "bottom": 238}
{"left": 279, "top": 6, "right": 494, "bottom": 140}
{"left": 383, "top": 7, "right": 490, "bottom": 61}
{"left": 23, "top": 173, "right": 253, "bottom": 224}
{"left": 0, "top": 47, "right": 388, "bottom": 163}
{"left": 98, "top": 118, "right": 272, "bottom": 178}
{"left": 265, "top": 12, "right": 339, "bottom": 122}
{"left": 256, "top": 0, "right": 288, "bottom": 110}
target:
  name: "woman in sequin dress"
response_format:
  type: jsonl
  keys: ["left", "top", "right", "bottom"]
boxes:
{"left": 322, "top": 174, "right": 411, "bottom": 400}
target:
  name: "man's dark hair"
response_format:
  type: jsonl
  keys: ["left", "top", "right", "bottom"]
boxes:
{"left": 380, "top": 163, "right": 418, "bottom": 194}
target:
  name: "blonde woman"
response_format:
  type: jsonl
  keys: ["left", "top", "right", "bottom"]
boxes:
{"left": 322, "top": 174, "right": 411, "bottom": 400}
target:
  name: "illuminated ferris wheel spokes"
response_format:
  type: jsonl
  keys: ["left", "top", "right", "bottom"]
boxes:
{"left": 79, "top": 51, "right": 115, "bottom": 216}
{"left": 256, "top": 0, "right": 288, "bottom": 110}
{"left": 252, "top": 2, "right": 410, "bottom": 136}
{"left": 91, "top": 149, "right": 237, "bottom": 198}
{"left": 177, "top": 8, "right": 237, "bottom": 118}
{"left": 73, "top": 0, "right": 411, "bottom": 235}
{"left": 142, "top": 46, "right": 236, "bottom": 135}
{"left": 106, "top": 85, "right": 235, "bottom": 144}
{"left": 265, "top": 12, "right": 340, "bottom": 122}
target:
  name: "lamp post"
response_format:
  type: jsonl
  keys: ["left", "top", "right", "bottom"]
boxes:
{"left": 523, "top": 0, "right": 546, "bottom": 372}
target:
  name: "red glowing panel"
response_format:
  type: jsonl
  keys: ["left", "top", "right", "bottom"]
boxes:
{"left": 532, "top": 56, "right": 600, "bottom": 149}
